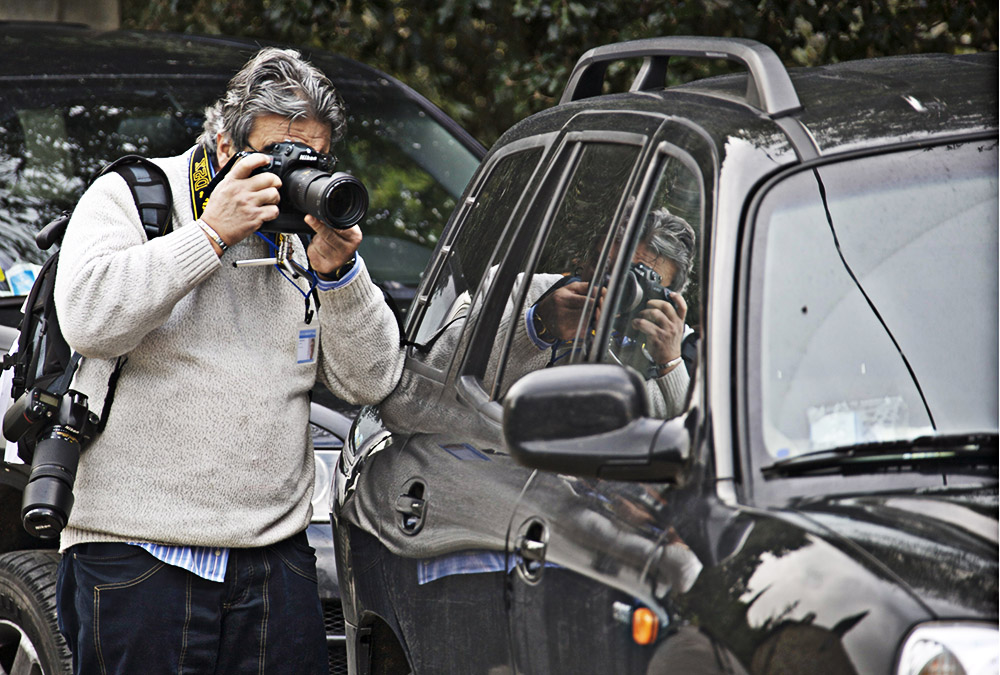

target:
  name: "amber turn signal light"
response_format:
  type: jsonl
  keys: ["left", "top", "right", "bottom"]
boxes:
{"left": 632, "top": 607, "right": 659, "bottom": 645}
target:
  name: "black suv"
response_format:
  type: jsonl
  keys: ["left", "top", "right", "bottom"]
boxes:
{"left": 0, "top": 22, "right": 484, "bottom": 675}
{"left": 333, "top": 37, "right": 998, "bottom": 674}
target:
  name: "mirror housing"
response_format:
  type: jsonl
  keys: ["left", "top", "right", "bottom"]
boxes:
{"left": 503, "top": 364, "right": 691, "bottom": 482}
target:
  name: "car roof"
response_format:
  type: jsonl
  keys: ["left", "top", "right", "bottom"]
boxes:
{"left": 0, "top": 21, "right": 484, "bottom": 155}
{"left": 680, "top": 51, "right": 998, "bottom": 154}
{"left": 493, "top": 46, "right": 997, "bottom": 160}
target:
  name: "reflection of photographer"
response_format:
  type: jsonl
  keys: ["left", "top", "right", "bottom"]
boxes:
{"left": 529, "top": 207, "right": 696, "bottom": 418}
{"left": 51, "top": 48, "right": 403, "bottom": 673}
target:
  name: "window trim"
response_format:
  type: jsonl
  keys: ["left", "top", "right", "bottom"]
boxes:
{"left": 404, "top": 134, "right": 556, "bottom": 354}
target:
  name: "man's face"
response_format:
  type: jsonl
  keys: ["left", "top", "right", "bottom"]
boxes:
{"left": 633, "top": 243, "right": 677, "bottom": 289}
{"left": 216, "top": 113, "right": 332, "bottom": 166}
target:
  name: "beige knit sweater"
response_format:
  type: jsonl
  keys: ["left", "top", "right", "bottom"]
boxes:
{"left": 53, "top": 146, "right": 403, "bottom": 550}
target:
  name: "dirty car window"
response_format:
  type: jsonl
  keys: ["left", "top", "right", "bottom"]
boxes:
{"left": 753, "top": 141, "right": 998, "bottom": 460}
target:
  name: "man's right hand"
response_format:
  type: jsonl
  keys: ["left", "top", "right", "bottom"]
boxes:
{"left": 200, "top": 153, "right": 282, "bottom": 248}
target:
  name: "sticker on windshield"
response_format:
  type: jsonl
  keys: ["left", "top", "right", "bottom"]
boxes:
{"left": 806, "top": 396, "right": 926, "bottom": 450}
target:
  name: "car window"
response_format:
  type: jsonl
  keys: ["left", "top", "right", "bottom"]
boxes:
{"left": 490, "top": 140, "right": 642, "bottom": 399}
{"left": 750, "top": 140, "right": 998, "bottom": 462}
{"left": 600, "top": 151, "right": 703, "bottom": 385}
{"left": 407, "top": 146, "right": 545, "bottom": 363}
{"left": 0, "top": 80, "right": 480, "bottom": 304}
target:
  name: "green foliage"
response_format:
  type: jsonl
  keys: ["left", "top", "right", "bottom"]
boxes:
{"left": 122, "top": 0, "right": 998, "bottom": 146}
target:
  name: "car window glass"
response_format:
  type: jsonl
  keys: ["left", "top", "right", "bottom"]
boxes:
{"left": 751, "top": 141, "right": 998, "bottom": 462}
{"left": 490, "top": 141, "right": 641, "bottom": 399}
{"left": 597, "top": 153, "right": 702, "bottom": 417}
{"left": 408, "top": 147, "right": 544, "bottom": 364}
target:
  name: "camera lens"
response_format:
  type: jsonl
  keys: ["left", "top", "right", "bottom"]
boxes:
{"left": 287, "top": 168, "right": 369, "bottom": 229}
{"left": 620, "top": 270, "right": 646, "bottom": 313}
{"left": 20, "top": 429, "right": 80, "bottom": 538}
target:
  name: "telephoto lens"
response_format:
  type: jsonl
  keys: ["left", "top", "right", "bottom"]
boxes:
{"left": 21, "top": 428, "right": 81, "bottom": 538}
{"left": 287, "top": 167, "right": 369, "bottom": 229}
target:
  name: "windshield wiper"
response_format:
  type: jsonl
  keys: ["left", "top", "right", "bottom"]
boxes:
{"left": 761, "top": 433, "right": 998, "bottom": 478}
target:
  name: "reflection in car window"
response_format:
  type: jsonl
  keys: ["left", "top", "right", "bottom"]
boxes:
{"left": 752, "top": 141, "right": 998, "bottom": 461}
{"left": 491, "top": 141, "right": 641, "bottom": 398}
{"left": 602, "top": 153, "right": 702, "bottom": 390}
{"left": 409, "top": 147, "right": 543, "bottom": 358}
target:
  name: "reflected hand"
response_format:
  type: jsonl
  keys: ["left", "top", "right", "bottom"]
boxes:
{"left": 534, "top": 280, "right": 591, "bottom": 341}
{"left": 633, "top": 291, "right": 687, "bottom": 371}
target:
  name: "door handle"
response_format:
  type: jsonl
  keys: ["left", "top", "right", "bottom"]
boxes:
{"left": 396, "top": 480, "right": 426, "bottom": 535}
{"left": 515, "top": 519, "right": 548, "bottom": 581}
{"left": 518, "top": 536, "right": 546, "bottom": 562}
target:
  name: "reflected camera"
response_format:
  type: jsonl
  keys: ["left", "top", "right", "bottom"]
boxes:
{"left": 619, "top": 262, "right": 675, "bottom": 314}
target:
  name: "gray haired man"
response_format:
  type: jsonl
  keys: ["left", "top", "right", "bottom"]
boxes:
{"left": 53, "top": 48, "right": 402, "bottom": 673}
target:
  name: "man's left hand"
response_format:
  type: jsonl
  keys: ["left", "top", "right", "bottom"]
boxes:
{"left": 304, "top": 215, "right": 362, "bottom": 278}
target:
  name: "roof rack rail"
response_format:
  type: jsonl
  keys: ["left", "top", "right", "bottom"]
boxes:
{"left": 560, "top": 36, "right": 802, "bottom": 117}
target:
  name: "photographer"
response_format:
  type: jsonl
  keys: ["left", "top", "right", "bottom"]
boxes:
{"left": 52, "top": 48, "right": 402, "bottom": 673}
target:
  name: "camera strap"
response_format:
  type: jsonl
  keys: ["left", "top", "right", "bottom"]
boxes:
{"left": 188, "top": 144, "right": 216, "bottom": 221}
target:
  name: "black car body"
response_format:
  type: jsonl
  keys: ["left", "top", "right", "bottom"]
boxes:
{"left": 333, "top": 38, "right": 998, "bottom": 674}
{"left": 0, "top": 22, "right": 484, "bottom": 674}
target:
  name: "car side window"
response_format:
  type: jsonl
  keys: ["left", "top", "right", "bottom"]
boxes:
{"left": 488, "top": 140, "right": 642, "bottom": 399}
{"left": 407, "top": 146, "right": 544, "bottom": 367}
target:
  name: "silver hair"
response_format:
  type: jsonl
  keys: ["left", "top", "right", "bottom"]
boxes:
{"left": 643, "top": 207, "right": 696, "bottom": 292}
{"left": 198, "top": 47, "right": 346, "bottom": 157}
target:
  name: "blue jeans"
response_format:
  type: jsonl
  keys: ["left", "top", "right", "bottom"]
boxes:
{"left": 56, "top": 531, "right": 327, "bottom": 674}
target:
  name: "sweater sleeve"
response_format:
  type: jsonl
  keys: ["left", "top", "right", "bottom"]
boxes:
{"left": 648, "top": 363, "right": 690, "bottom": 419}
{"left": 54, "top": 172, "right": 221, "bottom": 359}
{"left": 314, "top": 258, "right": 405, "bottom": 405}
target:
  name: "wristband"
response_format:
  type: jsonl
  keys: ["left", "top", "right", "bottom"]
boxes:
{"left": 324, "top": 254, "right": 356, "bottom": 281}
{"left": 656, "top": 356, "right": 683, "bottom": 376}
{"left": 198, "top": 221, "right": 228, "bottom": 253}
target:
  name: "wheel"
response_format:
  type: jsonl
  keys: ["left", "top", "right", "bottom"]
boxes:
{"left": 0, "top": 550, "right": 72, "bottom": 675}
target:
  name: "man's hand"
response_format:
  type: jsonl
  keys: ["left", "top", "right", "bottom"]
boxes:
{"left": 633, "top": 292, "right": 688, "bottom": 370}
{"left": 200, "top": 153, "right": 281, "bottom": 248}
{"left": 534, "top": 280, "right": 592, "bottom": 341}
{"left": 304, "top": 216, "right": 362, "bottom": 278}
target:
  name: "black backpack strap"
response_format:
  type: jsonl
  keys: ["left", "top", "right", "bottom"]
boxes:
{"left": 97, "top": 155, "right": 173, "bottom": 240}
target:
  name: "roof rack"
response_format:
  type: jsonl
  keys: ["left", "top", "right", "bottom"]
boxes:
{"left": 560, "top": 36, "right": 802, "bottom": 117}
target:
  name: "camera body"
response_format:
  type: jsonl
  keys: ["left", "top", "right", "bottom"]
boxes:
{"left": 620, "top": 262, "right": 676, "bottom": 314}
{"left": 239, "top": 141, "right": 369, "bottom": 234}
{"left": 3, "top": 387, "right": 98, "bottom": 537}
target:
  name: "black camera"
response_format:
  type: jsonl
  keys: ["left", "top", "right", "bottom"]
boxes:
{"left": 231, "top": 141, "right": 369, "bottom": 233}
{"left": 3, "top": 387, "right": 98, "bottom": 538}
{"left": 619, "top": 262, "right": 676, "bottom": 314}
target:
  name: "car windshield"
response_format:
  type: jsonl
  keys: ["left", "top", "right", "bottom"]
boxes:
{"left": 751, "top": 139, "right": 998, "bottom": 464}
{"left": 0, "top": 76, "right": 479, "bottom": 297}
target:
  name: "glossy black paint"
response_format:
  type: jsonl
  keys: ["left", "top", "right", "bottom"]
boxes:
{"left": 333, "top": 41, "right": 998, "bottom": 675}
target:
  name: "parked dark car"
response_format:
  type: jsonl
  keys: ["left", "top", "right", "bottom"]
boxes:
{"left": 0, "top": 22, "right": 484, "bottom": 674}
{"left": 332, "top": 37, "right": 998, "bottom": 674}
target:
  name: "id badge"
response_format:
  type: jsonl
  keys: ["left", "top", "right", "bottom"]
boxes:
{"left": 297, "top": 324, "right": 320, "bottom": 365}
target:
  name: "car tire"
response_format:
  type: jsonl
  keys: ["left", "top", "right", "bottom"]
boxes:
{"left": 0, "top": 550, "right": 72, "bottom": 674}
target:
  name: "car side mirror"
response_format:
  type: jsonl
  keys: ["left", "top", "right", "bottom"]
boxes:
{"left": 502, "top": 364, "right": 691, "bottom": 482}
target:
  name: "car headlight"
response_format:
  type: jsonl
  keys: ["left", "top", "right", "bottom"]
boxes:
{"left": 897, "top": 622, "right": 998, "bottom": 675}
{"left": 311, "top": 449, "right": 340, "bottom": 523}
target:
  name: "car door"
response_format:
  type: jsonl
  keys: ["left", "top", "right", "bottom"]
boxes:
{"left": 338, "top": 139, "right": 554, "bottom": 673}
{"left": 493, "top": 122, "right": 717, "bottom": 674}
